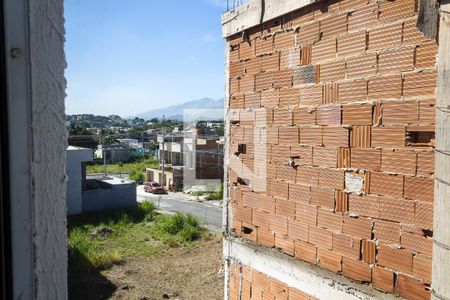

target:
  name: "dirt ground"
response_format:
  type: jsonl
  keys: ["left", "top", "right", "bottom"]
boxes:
{"left": 69, "top": 236, "right": 224, "bottom": 300}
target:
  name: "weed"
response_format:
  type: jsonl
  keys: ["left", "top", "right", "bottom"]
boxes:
{"left": 151, "top": 213, "right": 206, "bottom": 245}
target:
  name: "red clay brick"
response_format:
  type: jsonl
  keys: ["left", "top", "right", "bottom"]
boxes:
{"left": 253, "top": 209, "right": 270, "bottom": 229}
{"left": 379, "top": 196, "right": 415, "bottom": 224}
{"left": 274, "top": 31, "right": 295, "bottom": 51}
{"left": 273, "top": 108, "right": 293, "bottom": 127}
{"left": 413, "top": 254, "right": 432, "bottom": 282}
{"left": 382, "top": 149, "right": 417, "bottom": 175}
{"left": 233, "top": 205, "right": 253, "bottom": 223}
{"left": 348, "top": 194, "right": 379, "bottom": 218}
{"left": 401, "top": 231, "right": 433, "bottom": 256}
{"left": 343, "top": 216, "right": 373, "bottom": 239}
{"left": 289, "top": 183, "right": 311, "bottom": 204}
{"left": 255, "top": 72, "right": 273, "bottom": 91}
{"left": 317, "top": 248, "right": 342, "bottom": 273}
{"left": 299, "top": 21, "right": 321, "bottom": 45}
{"left": 258, "top": 194, "right": 276, "bottom": 214}
{"left": 318, "top": 209, "right": 343, "bottom": 233}
{"left": 351, "top": 148, "right": 381, "bottom": 171}
{"left": 242, "top": 191, "right": 259, "bottom": 209}
{"left": 320, "top": 12, "right": 348, "bottom": 38}
{"left": 299, "top": 127, "right": 322, "bottom": 146}
{"left": 293, "top": 107, "right": 316, "bottom": 126}
{"left": 241, "top": 222, "right": 257, "bottom": 242}
{"left": 297, "top": 166, "right": 320, "bottom": 186}
{"left": 279, "top": 87, "right": 300, "bottom": 107}
{"left": 270, "top": 214, "right": 288, "bottom": 235}
{"left": 312, "top": 38, "right": 336, "bottom": 63}
{"left": 257, "top": 226, "right": 275, "bottom": 248}
{"left": 278, "top": 127, "right": 299, "bottom": 145}
{"left": 309, "top": 226, "right": 333, "bottom": 250}
{"left": 256, "top": 36, "right": 274, "bottom": 56}
{"left": 342, "top": 103, "right": 373, "bottom": 125}
{"left": 416, "top": 42, "right": 438, "bottom": 69}
{"left": 372, "top": 267, "right": 395, "bottom": 293}
{"left": 369, "top": 172, "right": 404, "bottom": 198}
{"left": 378, "top": 243, "right": 413, "bottom": 273}
{"left": 273, "top": 69, "right": 293, "bottom": 89}
{"left": 319, "top": 60, "right": 346, "bottom": 83}
{"left": 368, "top": 22, "right": 402, "bottom": 50}
{"left": 417, "top": 151, "right": 435, "bottom": 176}
{"left": 316, "top": 105, "right": 341, "bottom": 126}
{"left": 404, "top": 176, "right": 434, "bottom": 202}
{"left": 368, "top": 75, "right": 403, "bottom": 100}
{"left": 375, "top": 220, "right": 401, "bottom": 245}
{"left": 403, "top": 71, "right": 437, "bottom": 98}
{"left": 337, "top": 31, "right": 367, "bottom": 58}
{"left": 269, "top": 180, "right": 289, "bottom": 200}
{"left": 296, "top": 203, "right": 317, "bottom": 227}
{"left": 261, "top": 89, "right": 279, "bottom": 108}
{"left": 318, "top": 168, "right": 345, "bottom": 190}
{"left": 361, "top": 240, "right": 376, "bottom": 264}
{"left": 322, "top": 82, "right": 339, "bottom": 104}
{"left": 295, "top": 240, "right": 317, "bottom": 264}
{"left": 313, "top": 147, "right": 338, "bottom": 168}
{"left": 371, "top": 127, "right": 405, "bottom": 148}
{"left": 300, "top": 85, "right": 323, "bottom": 106}
{"left": 350, "top": 126, "right": 372, "bottom": 148}
{"left": 403, "top": 18, "right": 428, "bottom": 46}
{"left": 333, "top": 233, "right": 360, "bottom": 259}
{"left": 346, "top": 53, "right": 377, "bottom": 79}
{"left": 379, "top": 0, "right": 416, "bottom": 22}
{"left": 322, "top": 127, "right": 349, "bottom": 147}
{"left": 415, "top": 201, "right": 433, "bottom": 230}
{"left": 396, "top": 274, "right": 431, "bottom": 300}
{"left": 276, "top": 199, "right": 296, "bottom": 220}
{"left": 348, "top": 2, "right": 379, "bottom": 32}
{"left": 382, "top": 101, "right": 419, "bottom": 124}
{"left": 293, "top": 65, "right": 318, "bottom": 85}
{"left": 310, "top": 187, "right": 334, "bottom": 209}
{"left": 275, "top": 234, "right": 295, "bottom": 256}
{"left": 342, "top": 257, "right": 371, "bottom": 283}
{"left": 261, "top": 53, "right": 280, "bottom": 72}
{"left": 378, "top": 47, "right": 415, "bottom": 74}
{"left": 333, "top": 81, "right": 365, "bottom": 104}
{"left": 288, "top": 220, "right": 309, "bottom": 242}
{"left": 291, "top": 145, "right": 313, "bottom": 166}
{"left": 300, "top": 44, "right": 313, "bottom": 65}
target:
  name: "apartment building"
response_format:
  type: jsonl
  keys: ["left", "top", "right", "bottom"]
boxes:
{"left": 222, "top": 0, "right": 449, "bottom": 299}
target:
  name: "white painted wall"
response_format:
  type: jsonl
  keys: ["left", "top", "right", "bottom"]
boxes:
{"left": 66, "top": 147, "right": 93, "bottom": 215}
{"left": 4, "top": 0, "right": 67, "bottom": 298}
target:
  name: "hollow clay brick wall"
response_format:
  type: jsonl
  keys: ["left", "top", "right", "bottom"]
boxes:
{"left": 227, "top": 0, "right": 437, "bottom": 299}
{"left": 229, "top": 262, "right": 317, "bottom": 300}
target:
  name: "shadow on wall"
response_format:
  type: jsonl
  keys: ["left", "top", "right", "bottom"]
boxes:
{"left": 68, "top": 248, "right": 116, "bottom": 300}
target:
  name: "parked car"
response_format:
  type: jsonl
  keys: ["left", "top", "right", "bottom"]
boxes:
{"left": 144, "top": 182, "right": 165, "bottom": 194}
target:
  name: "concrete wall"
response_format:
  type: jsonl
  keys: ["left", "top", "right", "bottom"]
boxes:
{"left": 4, "top": 0, "right": 67, "bottom": 298}
{"left": 66, "top": 148, "right": 93, "bottom": 215}
{"left": 82, "top": 183, "right": 137, "bottom": 213}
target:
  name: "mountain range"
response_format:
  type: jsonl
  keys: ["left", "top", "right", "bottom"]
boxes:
{"left": 133, "top": 98, "right": 224, "bottom": 120}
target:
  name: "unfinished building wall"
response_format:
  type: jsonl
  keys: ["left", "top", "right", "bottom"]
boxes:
{"left": 224, "top": 0, "right": 438, "bottom": 299}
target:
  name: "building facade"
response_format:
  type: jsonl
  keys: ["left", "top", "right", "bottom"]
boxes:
{"left": 222, "top": 0, "right": 448, "bottom": 299}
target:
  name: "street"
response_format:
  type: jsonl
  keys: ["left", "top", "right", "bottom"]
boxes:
{"left": 136, "top": 186, "right": 223, "bottom": 232}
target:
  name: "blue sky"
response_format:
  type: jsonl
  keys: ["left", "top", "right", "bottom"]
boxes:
{"left": 64, "top": 0, "right": 229, "bottom": 117}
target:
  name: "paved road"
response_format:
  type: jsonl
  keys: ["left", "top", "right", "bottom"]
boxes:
{"left": 136, "top": 186, "right": 223, "bottom": 232}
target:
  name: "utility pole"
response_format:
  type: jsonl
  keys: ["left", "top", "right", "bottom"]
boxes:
{"left": 103, "top": 146, "right": 107, "bottom": 176}
{"left": 161, "top": 115, "right": 165, "bottom": 188}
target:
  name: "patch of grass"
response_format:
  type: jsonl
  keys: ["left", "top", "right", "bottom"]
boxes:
{"left": 86, "top": 157, "right": 159, "bottom": 175}
{"left": 68, "top": 202, "right": 159, "bottom": 271}
{"left": 68, "top": 202, "right": 206, "bottom": 272}
{"left": 205, "top": 183, "right": 224, "bottom": 201}
{"left": 151, "top": 213, "right": 207, "bottom": 246}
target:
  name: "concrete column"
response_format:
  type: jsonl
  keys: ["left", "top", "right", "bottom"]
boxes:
{"left": 432, "top": 3, "right": 450, "bottom": 300}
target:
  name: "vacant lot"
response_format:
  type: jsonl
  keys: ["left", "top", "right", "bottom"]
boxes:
{"left": 68, "top": 203, "right": 224, "bottom": 300}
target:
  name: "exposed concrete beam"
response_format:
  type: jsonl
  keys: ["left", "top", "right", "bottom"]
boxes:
{"left": 221, "top": 0, "right": 315, "bottom": 38}
{"left": 224, "top": 237, "right": 398, "bottom": 300}
{"left": 432, "top": 3, "right": 450, "bottom": 300}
